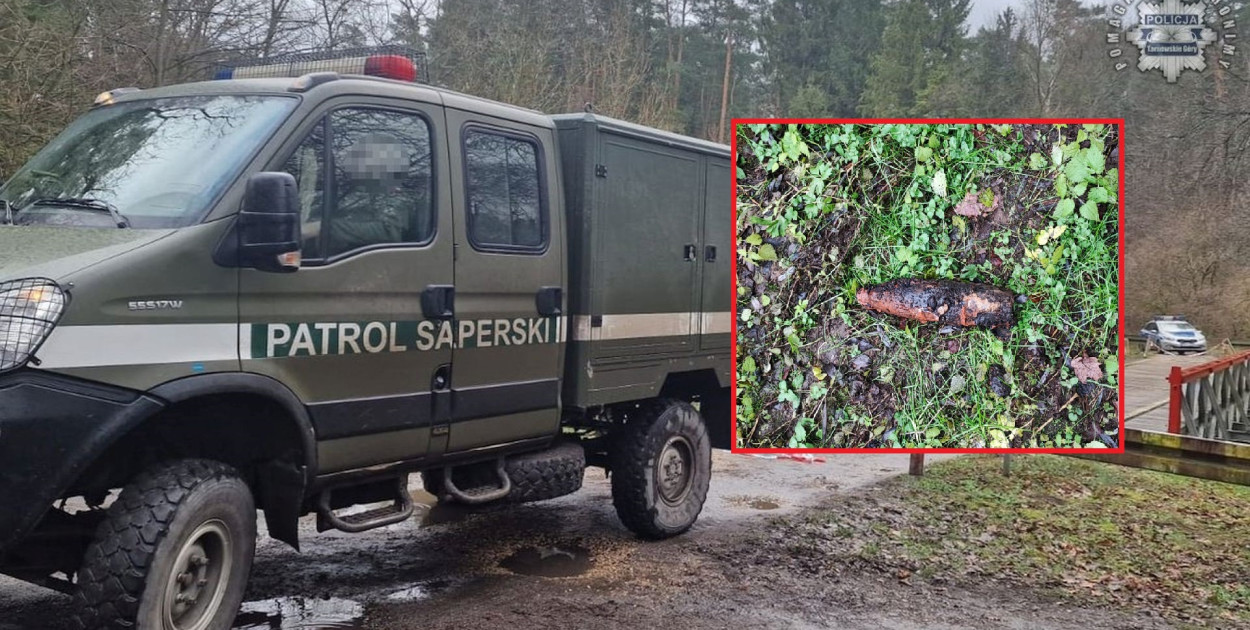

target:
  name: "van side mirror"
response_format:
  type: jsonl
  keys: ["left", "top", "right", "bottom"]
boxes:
{"left": 236, "top": 172, "right": 301, "bottom": 273}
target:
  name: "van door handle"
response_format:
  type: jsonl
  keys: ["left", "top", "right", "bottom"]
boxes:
{"left": 536, "top": 286, "right": 562, "bottom": 316}
{"left": 705, "top": 245, "right": 717, "bottom": 262}
{"left": 421, "top": 285, "right": 455, "bottom": 320}
{"left": 684, "top": 244, "right": 697, "bottom": 261}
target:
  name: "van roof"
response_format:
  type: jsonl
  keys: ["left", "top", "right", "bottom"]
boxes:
{"left": 551, "top": 112, "right": 730, "bottom": 157}
{"left": 110, "top": 74, "right": 555, "bottom": 129}
{"left": 108, "top": 75, "right": 729, "bottom": 150}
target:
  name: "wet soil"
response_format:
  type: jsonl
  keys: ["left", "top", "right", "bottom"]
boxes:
{"left": 0, "top": 454, "right": 1168, "bottom": 630}
{"left": 737, "top": 124, "right": 1119, "bottom": 448}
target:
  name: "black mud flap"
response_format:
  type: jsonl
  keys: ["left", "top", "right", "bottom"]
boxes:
{"left": 257, "top": 460, "right": 306, "bottom": 549}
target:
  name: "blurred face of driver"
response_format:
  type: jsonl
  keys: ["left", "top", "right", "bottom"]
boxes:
{"left": 344, "top": 133, "right": 407, "bottom": 192}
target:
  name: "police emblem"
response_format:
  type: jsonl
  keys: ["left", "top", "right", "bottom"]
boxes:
{"left": 1131, "top": 0, "right": 1216, "bottom": 81}
{"left": 1107, "top": 0, "right": 1238, "bottom": 83}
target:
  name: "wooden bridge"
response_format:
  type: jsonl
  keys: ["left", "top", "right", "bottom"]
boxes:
{"left": 1077, "top": 350, "right": 1250, "bottom": 485}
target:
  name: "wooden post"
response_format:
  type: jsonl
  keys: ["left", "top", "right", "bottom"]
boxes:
{"left": 908, "top": 453, "right": 925, "bottom": 476}
{"left": 1002, "top": 454, "right": 1013, "bottom": 476}
{"left": 1167, "top": 365, "right": 1183, "bottom": 434}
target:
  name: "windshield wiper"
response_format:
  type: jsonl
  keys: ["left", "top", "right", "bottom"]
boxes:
{"left": 26, "top": 197, "right": 130, "bottom": 228}
{"left": 1, "top": 200, "right": 12, "bottom": 226}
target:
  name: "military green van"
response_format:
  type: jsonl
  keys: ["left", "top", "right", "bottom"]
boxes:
{"left": 0, "top": 51, "right": 731, "bottom": 629}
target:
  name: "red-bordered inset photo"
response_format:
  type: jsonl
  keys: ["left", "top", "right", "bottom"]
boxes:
{"left": 731, "top": 118, "right": 1125, "bottom": 454}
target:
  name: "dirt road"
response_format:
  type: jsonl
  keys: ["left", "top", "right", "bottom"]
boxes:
{"left": 0, "top": 452, "right": 1170, "bottom": 629}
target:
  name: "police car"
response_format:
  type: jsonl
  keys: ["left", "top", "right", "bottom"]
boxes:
{"left": 1140, "top": 315, "right": 1208, "bottom": 353}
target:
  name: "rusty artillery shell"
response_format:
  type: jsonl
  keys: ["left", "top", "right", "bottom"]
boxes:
{"left": 856, "top": 279, "right": 1014, "bottom": 328}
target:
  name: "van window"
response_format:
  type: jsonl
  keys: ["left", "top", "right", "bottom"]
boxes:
{"left": 463, "top": 129, "right": 545, "bottom": 252}
{"left": 284, "top": 108, "right": 434, "bottom": 261}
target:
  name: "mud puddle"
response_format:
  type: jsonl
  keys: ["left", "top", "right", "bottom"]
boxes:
{"left": 233, "top": 596, "right": 363, "bottom": 629}
{"left": 499, "top": 545, "right": 591, "bottom": 578}
{"left": 383, "top": 579, "right": 456, "bottom": 602}
{"left": 723, "top": 494, "right": 782, "bottom": 511}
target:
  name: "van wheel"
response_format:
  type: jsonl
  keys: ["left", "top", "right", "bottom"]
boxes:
{"left": 73, "top": 460, "right": 256, "bottom": 630}
{"left": 609, "top": 399, "right": 711, "bottom": 539}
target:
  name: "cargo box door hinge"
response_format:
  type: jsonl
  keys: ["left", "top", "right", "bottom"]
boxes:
{"left": 595, "top": 164, "right": 607, "bottom": 178}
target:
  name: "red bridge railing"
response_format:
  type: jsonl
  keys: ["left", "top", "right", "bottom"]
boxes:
{"left": 1167, "top": 349, "right": 1250, "bottom": 442}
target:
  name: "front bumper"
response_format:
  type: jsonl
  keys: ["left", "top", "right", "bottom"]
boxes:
{"left": 0, "top": 370, "right": 163, "bottom": 555}
{"left": 1160, "top": 338, "right": 1206, "bottom": 352}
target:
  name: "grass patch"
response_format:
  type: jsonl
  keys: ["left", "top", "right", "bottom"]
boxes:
{"left": 764, "top": 456, "right": 1250, "bottom": 625}
{"left": 735, "top": 123, "right": 1119, "bottom": 448}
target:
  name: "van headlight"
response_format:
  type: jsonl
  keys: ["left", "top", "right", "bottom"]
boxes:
{"left": 0, "top": 278, "right": 68, "bottom": 372}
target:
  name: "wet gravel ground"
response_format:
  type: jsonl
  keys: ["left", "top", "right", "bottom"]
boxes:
{"left": 0, "top": 452, "right": 1171, "bottom": 629}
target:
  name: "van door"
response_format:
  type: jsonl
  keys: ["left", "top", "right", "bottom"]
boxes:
{"left": 240, "top": 98, "right": 453, "bottom": 474}
{"left": 593, "top": 131, "right": 701, "bottom": 356}
{"left": 705, "top": 160, "right": 730, "bottom": 350}
{"left": 441, "top": 109, "right": 564, "bottom": 453}
{"left": 700, "top": 159, "right": 732, "bottom": 350}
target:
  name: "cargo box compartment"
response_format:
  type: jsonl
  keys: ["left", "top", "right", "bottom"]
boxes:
{"left": 551, "top": 114, "right": 732, "bottom": 408}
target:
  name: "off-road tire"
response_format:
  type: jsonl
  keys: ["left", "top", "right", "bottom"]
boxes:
{"left": 73, "top": 459, "right": 256, "bottom": 630}
{"left": 609, "top": 399, "right": 711, "bottom": 539}
{"left": 423, "top": 442, "right": 585, "bottom": 504}
{"left": 504, "top": 441, "right": 585, "bottom": 503}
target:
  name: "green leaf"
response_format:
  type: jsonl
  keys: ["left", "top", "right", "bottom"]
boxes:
{"left": 1051, "top": 143, "right": 1063, "bottom": 167}
{"left": 949, "top": 374, "right": 967, "bottom": 395}
{"left": 757, "top": 244, "right": 778, "bottom": 261}
{"left": 932, "top": 169, "right": 947, "bottom": 197}
{"left": 1028, "top": 152, "right": 1046, "bottom": 169}
{"left": 1085, "top": 147, "right": 1106, "bottom": 174}
{"left": 742, "top": 356, "right": 756, "bottom": 373}
{"left": 1088, "top": 187, "right": 1110, "bottom": 203}
{"left": 1055, "top": 198, "right": 1075, "bottom": 219}
{"left": 1080, "top": 200, "right": 1100, "bottom": 221}
{"left": 794, "top": 422, "right": 807, "bottom": 444}
{"left": 915, "top": 146, "right": 933, "bottom": 162}
{"left": 1064, "top": 157, "right": 1090, "bottom": 185}
{"left": 1050, "top": 244, "right": 1064, "bottom": 266}
{"left": 1054, "top": 174, "right": 1068, "bottom": 198}
{"left": 925, "top": 426, "right": 941, "bottom": 439}
{"left": 778, "top": 386, "right": 800, "bottom": 408}
{"left": 1084, "top": 441, "right": 1108, "bottom": 449}
{"left": 744, "top": 233, "right": 763, "bottom": 246}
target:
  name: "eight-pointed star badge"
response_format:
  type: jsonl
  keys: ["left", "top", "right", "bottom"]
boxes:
{"left": 1129, "top": 0, "right": 1218, "bottom": 82}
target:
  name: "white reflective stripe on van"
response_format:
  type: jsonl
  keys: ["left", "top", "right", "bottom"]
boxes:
{"left": 35, "top": 324, "right": 240, "bottom": 369}
{"left": 30, "top": 313, "right": 734, "bottom": 368}
{"left": 701, "top": 311, "right": 732, "bottom": 335}
{"left": 570, "top": 312, "right": 733, "bottom": 341}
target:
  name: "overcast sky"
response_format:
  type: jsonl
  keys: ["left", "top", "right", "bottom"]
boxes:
{"left": 967, "top": 0, "right": 1103, "bottom": 31}
{"left": 968, "top": 0, "right": 1014, "bottom": 31}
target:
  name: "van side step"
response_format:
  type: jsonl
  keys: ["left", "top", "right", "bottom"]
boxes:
{"left": 441, "top": 458, "right": 512, "bottom": 504}
{"left": 316, "top": 477, "right": 414, "bottom": 533}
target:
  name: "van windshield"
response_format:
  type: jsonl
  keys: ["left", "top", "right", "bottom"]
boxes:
{"left": 0, "top": 94, "right": 296, "bottom": 228}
